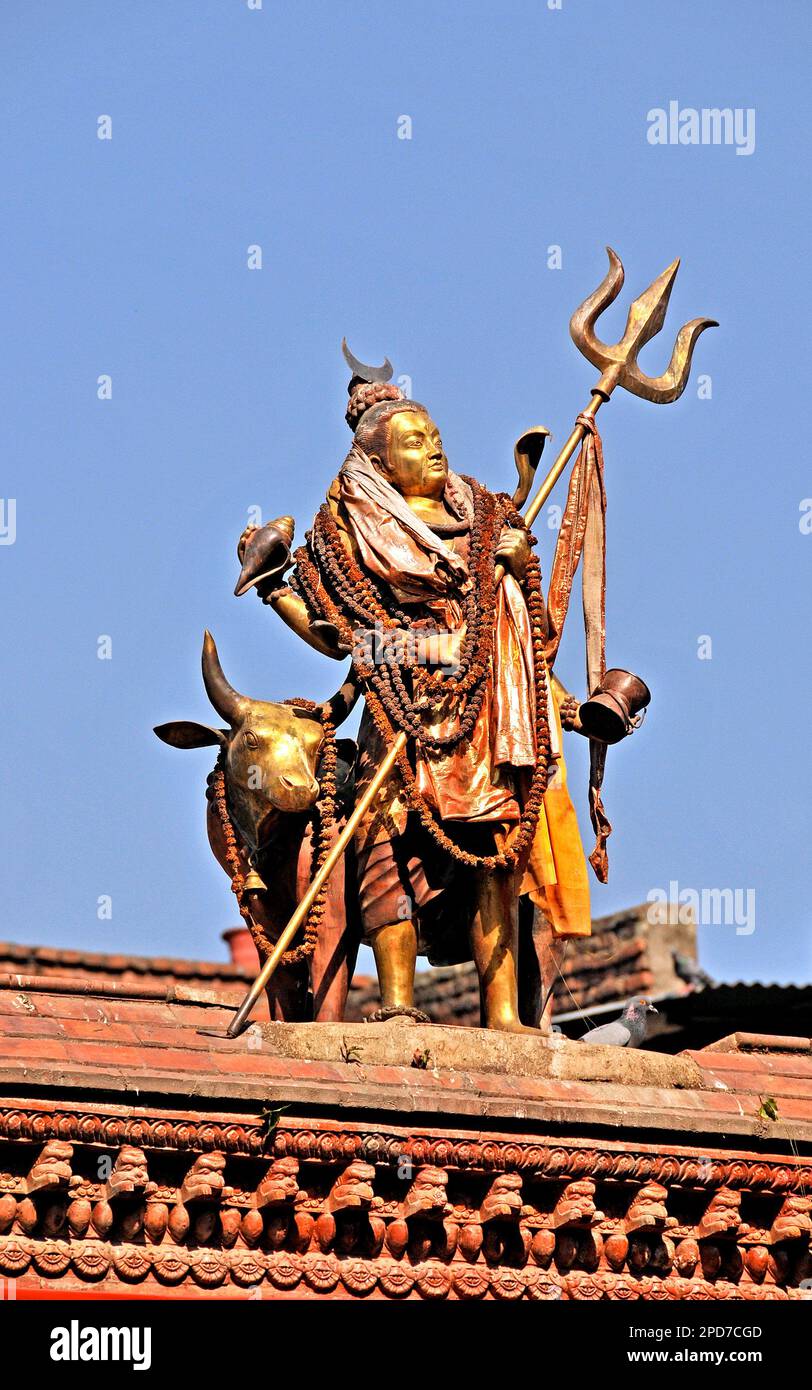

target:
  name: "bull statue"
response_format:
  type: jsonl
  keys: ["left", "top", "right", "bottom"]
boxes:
{"left": 155, "top": 631, "right": 360, "bottom": 1022}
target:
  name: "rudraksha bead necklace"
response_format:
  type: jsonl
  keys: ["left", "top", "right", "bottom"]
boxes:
{"left": 290, "top": 479, "right": 552, "bottom": 873}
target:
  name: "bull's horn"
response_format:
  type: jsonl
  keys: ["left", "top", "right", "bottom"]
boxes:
{"left": 321, "top": 667, "right": 361, "bottom": 727}
{"left": 201, "top": 631, "right": 245, "bottom": 724}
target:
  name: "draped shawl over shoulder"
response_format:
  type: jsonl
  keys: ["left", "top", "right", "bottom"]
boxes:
{"left": 339, "top": 447, "right": 536, "bottom": 822}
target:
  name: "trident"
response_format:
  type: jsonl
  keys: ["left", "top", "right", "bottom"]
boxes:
{"left": 219, "top": 248, "right": 716, "bottom": 1039}
{"left": 522, "top": 246, "right": 717, "bottom": 529}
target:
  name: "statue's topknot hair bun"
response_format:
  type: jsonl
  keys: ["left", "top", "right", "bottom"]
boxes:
{"left": 345, "top": 380, "right": 405, "bottom": 432}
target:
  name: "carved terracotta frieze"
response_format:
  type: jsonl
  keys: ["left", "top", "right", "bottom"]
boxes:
{"left": 0, "top": 1108, "right": 809, "bottom": 1298}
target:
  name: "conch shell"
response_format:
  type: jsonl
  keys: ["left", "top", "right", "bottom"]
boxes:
{"left": 234, "top": 515, "right": 295, "bottom": 596}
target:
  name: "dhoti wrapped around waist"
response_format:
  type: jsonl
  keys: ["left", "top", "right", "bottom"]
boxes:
{"left": 353, "top": 686, "right": 592, "bottom": 954}
{"left": 355, "top": 815, "right": 507, "bottom": 966}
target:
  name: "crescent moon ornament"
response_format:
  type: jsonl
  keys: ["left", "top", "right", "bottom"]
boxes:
{"left": 341, "top": 337, "right": 394, "bottom": 384}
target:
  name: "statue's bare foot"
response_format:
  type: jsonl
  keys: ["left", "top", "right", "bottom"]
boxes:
{"left": 487, "top": 1017, "right": 545, "bottom": 1036}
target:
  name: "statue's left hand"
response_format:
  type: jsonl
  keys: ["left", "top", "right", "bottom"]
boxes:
{"left": 495, "top": 526, "right": 530, "bottom": 581}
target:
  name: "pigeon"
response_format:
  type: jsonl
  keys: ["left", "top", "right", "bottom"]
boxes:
{"left": 673, "top": 951, "right": 715, "bottom": 990}
{"left": 577, "top": 997, "right": 658, "bottom": 1047}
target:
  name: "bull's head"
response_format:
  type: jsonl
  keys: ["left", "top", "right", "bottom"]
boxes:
{"left": 154, "top": 632, "right": 356, "bottom": 856}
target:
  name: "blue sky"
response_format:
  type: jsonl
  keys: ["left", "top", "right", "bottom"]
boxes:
{"left": 1, "top": 1, "right": 809, "bottom": 986}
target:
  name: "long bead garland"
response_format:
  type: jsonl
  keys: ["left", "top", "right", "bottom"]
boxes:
{"left": 209, "top": 702, "right": 338, "bottom": 967}
{"left": 290, "top": 480, "right": 552, "bottom": 873}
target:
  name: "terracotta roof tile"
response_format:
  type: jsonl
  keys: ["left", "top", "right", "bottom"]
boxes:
{"left": 0, "top": 974, "right": 809, "bottom": 1145}
{"left": 0, "top": 939, "right": 250, "bottom": 982}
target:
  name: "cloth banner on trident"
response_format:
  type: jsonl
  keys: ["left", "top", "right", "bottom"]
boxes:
{"left": 545, "top": 413, "right": 611, "bottom": 882}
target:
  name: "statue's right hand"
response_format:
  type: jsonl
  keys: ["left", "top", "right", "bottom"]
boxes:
{"left": 237, "top": 524, "right": 257, "bottom": 563}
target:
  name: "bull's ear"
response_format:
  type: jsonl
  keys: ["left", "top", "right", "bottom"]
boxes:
{"left": 154, "top": 721, "right": 227, "bottom": 749}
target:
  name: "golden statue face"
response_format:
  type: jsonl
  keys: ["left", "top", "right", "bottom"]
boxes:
{"left": 374, "top": 410, "right": 448, "bottom": 500}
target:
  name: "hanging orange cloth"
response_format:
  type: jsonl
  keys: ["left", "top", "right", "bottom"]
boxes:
{"left": 519, "top": 690, "right": 592, "bottom": 938}
{"left": 545, "top": 414, "right": 612, "bottom": 883}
